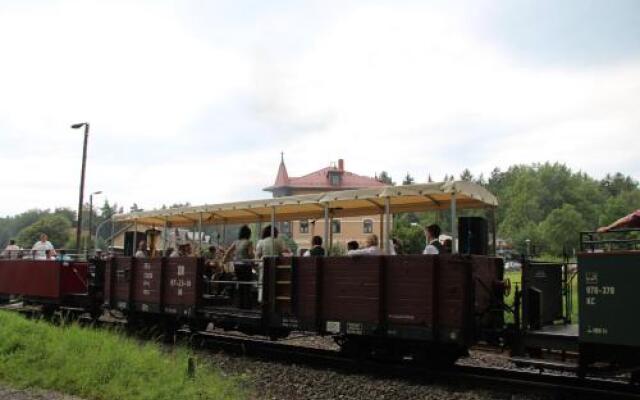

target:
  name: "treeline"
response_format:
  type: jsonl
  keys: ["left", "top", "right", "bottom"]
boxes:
{"left": 389, "top": 163, "right": 640, "bottom": 256}
{"left": 2, "top": 163, "right": 638, "bottom": 257}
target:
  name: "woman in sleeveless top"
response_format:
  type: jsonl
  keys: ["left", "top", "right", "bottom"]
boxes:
{"left": 223, "top": 225, "right": 254, "bottom": 308}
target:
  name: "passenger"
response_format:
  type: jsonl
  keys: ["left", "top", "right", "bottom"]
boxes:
{"left": 165, "top": 247, "right": 179, "bottom": 257}
{"left": 223, "top": 225, "right": 255, "bottom": 307}
{"left": 255, "top": 225, "right": 290, "bottom": 258}
{"left": 390, "top": 237, "right": 401, "bottom": 255}
{"left": 346, "top": 240, "right": 360, "bottom": 254}
{"left": 442, "top": 238, "right": 453, "bottom": 254}
{"left": 223, "top": 225, "right": 254, "bottom": 263}
{"left": 303, "top": 236, "right": 325, "bottom": 256}
{"left": 32, "top": 233, "right": 56, "bottom": 260}
{"left": 134, "top": 240, "right": 149, "bottom": 258}
{"left": 2, "top": 239, "right": 21, "bottom": 259}
{"left": 423, "top": 224, "right": 442, "bottom": 255}
{"left": 348, "top": 234, "right": 381, "bottom": 255}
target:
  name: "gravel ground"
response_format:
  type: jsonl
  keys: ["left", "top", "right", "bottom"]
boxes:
{"left": 0, "top": 384, "right": 84, "bottom": 400}
{"left": 199, "top": 333, "right": 549, "bottom": 400}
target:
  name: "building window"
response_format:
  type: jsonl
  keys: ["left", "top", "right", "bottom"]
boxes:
{"left": 363, "top": 219, "right": 373, "bottom": 234}
{"left": 299, "top": 220, "right": 309, "bottom": 233}
{"left": 331, "top": 219, "right": 341, "bottom": 234}
{"left": 281, "top": 221, "right": 291, "bottom": 235}
{"left": 329, "top": 173, "right": 341, "bottom": 186}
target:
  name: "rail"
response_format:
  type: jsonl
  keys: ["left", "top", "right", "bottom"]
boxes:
{"left": 580, "top": 229, "right": 640, "bottom": 252}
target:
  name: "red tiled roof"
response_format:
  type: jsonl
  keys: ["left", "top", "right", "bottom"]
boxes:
{"left": 265, "top": 158, "right": 385, "bottom": 191}
{"left": 286, "top": 167, "right": 385, "bottom": 188}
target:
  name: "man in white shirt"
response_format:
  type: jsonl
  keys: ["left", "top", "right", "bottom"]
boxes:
{"left": 32, "top": 234, "right": 56, "bottom": 260}
{"left": 348, "top": 234, "right": 381, "bottom": 256}
{"left": 423, "top": 224, "right": 443, "bottom": 255}
{"left": 2, "top": 240, "right": 21, "bottom": 259}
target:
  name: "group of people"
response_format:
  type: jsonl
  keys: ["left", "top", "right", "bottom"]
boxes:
{"left": 1, "top": 234, "right": 57, "bottom": 260}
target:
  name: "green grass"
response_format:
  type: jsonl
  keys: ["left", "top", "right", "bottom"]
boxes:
{"left": 0, "top": 311, "right": 246, "bottom": 400}
{"left": 504, "top": 270, "right": 579, "bottom": 324}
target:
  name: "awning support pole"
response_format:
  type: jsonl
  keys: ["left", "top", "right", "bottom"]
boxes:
{"left": 323, "top": 205, "right": 329, "bottom": 253}
{"left": 110, "top": 216, "right": 115, "bottom": 254}
{"left": 271, "top": 207, "right": 276, "bottom": 255}
{"left": 384, "top": 197, "right": 391, "bottom": 254}
{"left": 490, "top": 207, "right": 497, "bottom": 256}
{"left": 198, "top": 212, "right": 203, "bottom": 256}
{"left": 163, "top": 218, "right": 168, "bottom": 254}
{"left": 451, "top": 193, "right": 457, "bottom": 253}
{"left": 133, "top": 220, "right": 138, "bottom": 256}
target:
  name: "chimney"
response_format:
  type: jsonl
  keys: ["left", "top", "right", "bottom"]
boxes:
{"left": 338, "top": 159, "right": 344, "bottom": 172}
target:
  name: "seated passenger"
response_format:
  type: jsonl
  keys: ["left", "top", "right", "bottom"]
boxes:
{"left": 423, "top": 224, "right": 442, "bottom": 255}
{"left": 2, "top": 239, "right": 21, "bottom": 259}
{"left": 442, "top": 238, "right": 452, "bottom": 253}
{"left": 346, "top": 240, "right": 359, "bottom": 254}
{"left": 32, "top": 233, "right": 56, "bottom": 260}
{"left": 303, "top": 236, "right": 325, "bottom": 256}
{"left": 348, "top": 234, "right": 381, "bottom": 256}
{"left": 165, "top": 247, "right": 178, "bottom": 257}
{"left": 255, "top": 225, "right": 290, "bottom": 258}
{"left": 390, "top": 237, "right": 401, "bottom": 255}
{"left": 134, "top": 240, "right": 149, "bottom": 258}
{"left": 223, "top": 225, "right": 255, "bottom": 307}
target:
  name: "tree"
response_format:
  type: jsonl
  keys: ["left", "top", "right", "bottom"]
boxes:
{"left": 460, "top": 168, "right": 474, "bottom": 182}
{"left": 130, "top": 203, "right": 143, "bottom": 213}
{"left": 538, "top": 204, "right": 586, "bottom": 256}
{"left": 402, "top": 173, "right": 415, "bottom": 185}
{"left": 392, "top": 224, "right": 425, "bottom": 254}
{"left": 376, "top": 171, "right": 395, "bottom": 185}
{"left": 16, "top": 215, "right": 72, "bottom": 249}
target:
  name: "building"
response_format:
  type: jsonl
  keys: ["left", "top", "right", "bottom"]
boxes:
{"left": 263, "top": 155, "right": 388, "bottom": 252}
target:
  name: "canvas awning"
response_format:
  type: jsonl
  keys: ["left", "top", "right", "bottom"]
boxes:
{"left": 113, "top": 180, "right": 497, "bottom": 227}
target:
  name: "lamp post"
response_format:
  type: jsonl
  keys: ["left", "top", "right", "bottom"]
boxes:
{"left": 71, "top": 122, "right": 90, "bottom": 256}
{"left": 86, "top": 190, "right": 102, "bottom": 256}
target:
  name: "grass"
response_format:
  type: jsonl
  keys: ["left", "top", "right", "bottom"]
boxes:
{"left": 504, "top": 270, "right": 579, "bottom": 324}
{"left": 0, "top": 311, "right": 246, "bottom": 400}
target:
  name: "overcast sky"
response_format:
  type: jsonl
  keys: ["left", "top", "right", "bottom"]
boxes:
{"left": 1, "top": 0, "right": 639, "bottom": 216}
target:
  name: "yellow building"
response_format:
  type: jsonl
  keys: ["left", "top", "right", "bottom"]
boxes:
{"left": 263, "top": 156, "right": 389, "bottom": 252}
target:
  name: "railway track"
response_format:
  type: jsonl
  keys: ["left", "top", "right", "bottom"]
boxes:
{"left": 3, "top": 303, "right": 639, "bottom": 399}
{"left": 192, "top": 330, "right": 640, "bottom": 400}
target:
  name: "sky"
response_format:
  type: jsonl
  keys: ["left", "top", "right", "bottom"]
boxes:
{"left": 0, "top": 0, "right": 639, "bottom": 216}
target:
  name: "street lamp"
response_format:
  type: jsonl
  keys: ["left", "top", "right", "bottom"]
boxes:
{"left": 71, "top": 122, "right": 90, "bottom": 256}
{"left": 86, "top": 190, "right": 103, "bottom": 256}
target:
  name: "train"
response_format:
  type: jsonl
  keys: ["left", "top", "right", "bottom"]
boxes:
{"left": 1, "top": 181, "right": 639, "bottom": 381}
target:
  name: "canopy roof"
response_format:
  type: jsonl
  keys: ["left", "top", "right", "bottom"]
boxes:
{"left": 113, "top": 181, "right": 498, "bottom": 227}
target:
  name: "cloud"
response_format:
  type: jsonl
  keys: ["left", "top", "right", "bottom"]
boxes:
{"left": 255, "top": 3, "right": 640, "bottom": 181}
{"left": 0, "top": 1, "right": 638, "bottom": 216}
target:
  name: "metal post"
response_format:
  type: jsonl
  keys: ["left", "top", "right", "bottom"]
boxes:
{"left": 163, "top": 218, "right": 168, "bottom": 254}
{"left": 323, "top": 205, "right": 329, "bottom": 252}
{"left": 384, "top": 197, "right": 391, "bottom": 254}
{"left": 86, "top": 193, "right": 95, "bottom": 257}
{"left": 133, "top": 220, "right": 138, "bottom": 256}
{"left": 198, "top": 212, "right": 203, "bottom": 255}
{"left": 74, "top": 123, "right": 89, "bottom": 255}
{"left": 110, "top": 215, "right": 115, "bottom": 254}
{"left": 490, "top": 207, "right": 497, "bottom": 256}
{"left": 451, "top": 192, "right": 457, "bottom": 253}
{"left": 270, "top": 207, "right": 276, "bottom": 255}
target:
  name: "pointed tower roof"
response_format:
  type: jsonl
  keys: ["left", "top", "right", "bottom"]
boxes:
{"left": 273, "top": 152, "right": 289, "bottom": 187}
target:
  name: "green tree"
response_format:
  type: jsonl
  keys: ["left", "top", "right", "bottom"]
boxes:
{"left": 402, "top": 173, "right": 415, "bottom": 185}
{"left": 460, "top": 168, "right": 474, "bottom": 182}
{"left": 538, "top": 204, "right": 586, "bottom": 256}
{"left": 16, "top": 215, "right": 72, "bottom": 249}
{"left": 376, "top": 171, "right": 394, "bottom": 185}
{"left": 392, "top": 224, "right": 425, "bottom": 254}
